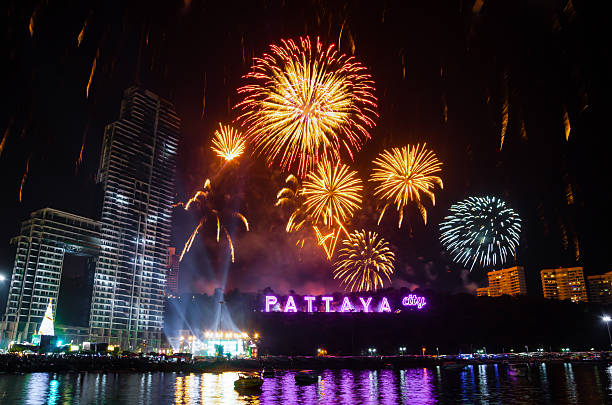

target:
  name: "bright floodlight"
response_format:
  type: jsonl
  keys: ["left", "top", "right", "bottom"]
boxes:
{"left": 603, "top": 316, "right": 612, "bottom": 322}
{"left": 0, "top": 274, "right": 6, "bottom": 281}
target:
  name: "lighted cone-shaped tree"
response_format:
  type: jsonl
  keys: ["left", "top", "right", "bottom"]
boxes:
{"left": 38, "top": 298, "right": 55, "bottom": 336}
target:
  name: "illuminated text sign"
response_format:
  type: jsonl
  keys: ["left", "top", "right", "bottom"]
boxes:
{"left": 263, "top": 294, "right": 426, "bottom": 313}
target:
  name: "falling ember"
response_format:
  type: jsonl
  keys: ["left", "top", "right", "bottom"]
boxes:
{"left": 77, "top": 19, "right": 88, "bottom": 46}
{"left": 19, "top": 157, "right": 30, "bottom": 202}
{"left": 86, "top": 50, "right": 99, "bottom": 99}
{"left": 210, "top": 123, "right": 246, "bottom": 161}
{"left": 563, "top": 107, "right": 571, "bottom": 141}
{"left": 235, "top": 36, "right": 378, "bottom": 175}
{"left": 370, "top": 143, "right": 443, "bottom": 227}
{"left": 520, "top": 119, "right": 527, "bottom": 141}
{"left": 500, "top": 96, "right": 509, "bottom": 150}
{"left": 174, "top": 179, "right": 248, "bottom": 263}
{"left": 0, "top": 122, "right": 11, "bottom": 158}
{"left": 29, "top": 5, "right": 41, "bottom": 37}
{"left": 565, "top": 183, "right": 574, "bottom": 205}
{"left": 442, "top": 94, "right": 448, "bottom": 123}
{"left": 333, "top": 230, "right": 395, "bottom": 292}
{"left": 573, "top": 236, "right": 580, "bottom": 261}
{"left": 75, "top": 121, "right": 89, "bottom": 173}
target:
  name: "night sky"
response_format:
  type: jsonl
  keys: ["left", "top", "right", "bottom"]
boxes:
{"left": 1, "top": 0, "right": 609, "bottom": 303}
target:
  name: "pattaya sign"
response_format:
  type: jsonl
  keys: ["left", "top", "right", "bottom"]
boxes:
{"left": 263, "top": 294, "right": 427, "bottom": 313}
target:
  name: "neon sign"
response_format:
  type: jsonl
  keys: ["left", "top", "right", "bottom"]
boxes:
{"left": 263, "top": 294, "right": 427, "bottom": 313}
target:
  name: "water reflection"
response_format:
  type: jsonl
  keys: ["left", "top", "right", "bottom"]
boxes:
{"left": 2, "top": 364, "right": 612, "bottom": 404}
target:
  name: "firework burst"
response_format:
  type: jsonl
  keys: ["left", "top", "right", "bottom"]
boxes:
{"left": 275, "top": 174, "right": 309, "bottom": 248}
{"left": 440, "top": 196, "right": 521, "bottom": 270}
{"left": 175, "top": 179, "right": 249, "bottom": 263}
{"left": 211, "top": 123, "right": 246, "bottom": 161}
{"left": 235, "top": 36, "right": 378, "bottom": 175}
{"left": 301, "top": 161, "right": 363, "bottom": 259}
{"left": 370, "top": 143, "right": 443, "bottom": 227}
{"left": 333, "top": 230, "right": 395, "bottom": 292}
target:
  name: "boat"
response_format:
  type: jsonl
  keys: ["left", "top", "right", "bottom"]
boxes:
{"left": 234, "top": 373, "right": 264, "bottom": 390}
{"left": 441, "top": 361, "right": 466, "bottom": 371}
{"left": 262, "top": 367, "right": 275, "bottom": 378}
{"left": 508, "top": 364, "right": 528, "bottom": 377}
{"left": 295, "top": 370, "right": 319, "bottom": 384}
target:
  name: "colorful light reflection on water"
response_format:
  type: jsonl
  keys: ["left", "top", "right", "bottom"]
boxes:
{"left": 1, "top": 364, "right": 612, "bottom": 404}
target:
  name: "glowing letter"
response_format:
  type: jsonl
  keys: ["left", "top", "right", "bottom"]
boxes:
{"left": 322, "top": 296, "right": 334, "bottom": 312}
{"left": 402, "top": 295, "right": 427, "bottom": 310}
{"left": 379, "top": 297, "right": 392, "bottom": 313}
{"left": 265, "top": 295, "right": 277, "bottom": 312}
{"left": 340, "top": 297, "right": 353, "bottom": 312}
{"left": 284, "top": 296, "right": 297, "bottom": 312}
{"left": 417, "top": 296, "right": 426, "bottom": 309}
{"left": 359, "top": 297, "right": 373, "bottom": 312}
{"left": 304, "top": 296, "right": 316, "bottom": 312}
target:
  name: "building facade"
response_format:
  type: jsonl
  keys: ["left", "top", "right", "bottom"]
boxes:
{"left": 487, "top": 266, "right": 527, "bottom": 297}
{"left": 165, "top": 247, "right": 180, "bottom": 296}
{"left": 587, "top": 271, "right": 612, "bottom": 305}
{"left": 0, "top": 208, "right": 101, "bottom": 344}
{"left": 89, "top": 87, "right": 180, "bottom": 350}
{"left": 540, "top": 267, "right": 588, "bottom": 303}
{"left": 476, "top": 266, "right": 527, "bottom": 297}
{"left": 1, "top": 87, "right": 180, "bottom": 350}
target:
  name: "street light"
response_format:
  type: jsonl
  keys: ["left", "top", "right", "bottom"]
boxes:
{"left": 603, "top": 315, "right": 612, "bottom": 350}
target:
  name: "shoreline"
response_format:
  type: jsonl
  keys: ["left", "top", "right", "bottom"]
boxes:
{"left": 1, "top": 353, "right": 609, "bottom": 374}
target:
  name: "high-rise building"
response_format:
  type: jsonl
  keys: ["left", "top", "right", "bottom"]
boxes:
{"left": 587, "top": 271, "right": 612, "bottom": 305}
{"left": 0, "top": 208, "right": 101, "bottom": 344}
{"left": 89, "top": 87, "right": 180, "bottom": 350}
{"left": 1, "top": 87, "right": 180, "bottom": 350}
{"left": 540, "top": 267, "right": 588, "bottom": 303}
{"left": 165, "top": 247, "right": 180, "bottom": 296}
{"left": 476, "top": 266, "right": 527, "bottom": 297}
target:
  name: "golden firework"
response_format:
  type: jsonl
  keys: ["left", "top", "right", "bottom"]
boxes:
{"left": 370, "top": 143, "right": 443, "bottom": 227}
{"left": 211, "top": 123, "right": 246, "bottom": 161}
{"left": 333, "top": 230, "right": 395, "bottom": 292}
{"left": 175, "top": 179, "right": 248, "bottom": 262}
{"left": 235, "top": 36, "right": 378, "bottom": 175}
{"left": 303, "top": 161, "right": 362, "bottom": 227}
{"left": 302, "top": 161, "right": 363, "bottom": 259}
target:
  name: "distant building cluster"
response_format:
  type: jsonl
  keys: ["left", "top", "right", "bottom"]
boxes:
{"left": 0, "top": 87, "right": 180, "bottom": 351}
{"left": 477, "top": 265, "right": 612, "bottom": 305}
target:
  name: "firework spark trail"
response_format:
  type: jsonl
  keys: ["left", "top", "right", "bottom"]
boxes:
{"left": 235, "top": 36, "right": 378, "bottom": 175}
{"left": 0, "top": 121, "right": 11, "bottom": 158}
{"left": 333, "top": 230, "right": 395, "bottom": 292}
{"left": 75, "top": 121, "right": 89, "bottom": 173}
{"left": 370, "top": 143, "right": 443, "bottom": 227}
{"left": 210, "top": 123, "right": 246, "bottom": 161}
{"left": 19, "top": 157, "right": 30, "bottom": 202}
{"left": 175, "top": 179, "right": 248, "bottom": 263}
{"left": 563, "top": 107, "right": 571, "bottom": 141}
{"left": 77, "top": 17, "right": 88, "bottom": 46}
{"left": 275, "top": 174, "right": 310, "bottom": 248}
{"left": 440, "top": 196, "right": 521, "bottom": 270}
{"left": 86, "top": 49, "right": 99, "bottom": 99}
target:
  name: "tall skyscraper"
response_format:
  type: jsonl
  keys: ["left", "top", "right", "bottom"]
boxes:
{"left": 1, "top": 87, "right": 180, "bottom": 350}
{"left": 540, "top": 267, "right": 588, "bottom": 303}
{"left": 476, "top": 266, "right": 527, "bottom": 297}
{"left": 587, "top": 271, "right": 612, "bottom": 305}
{"left": 89, "top": 87, "right": 180, "bottom": 350}
{"left": 165, "top": 247, "right": 180, "bottom": 296}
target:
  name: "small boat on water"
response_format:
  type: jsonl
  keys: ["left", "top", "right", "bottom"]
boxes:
{"left": 295, "top": 370, "right": 319, "bottom": 384}
{"left": 441, "top": 361, "right": 466, "bottom": 371}
{"left": 234, "top": 373, "right": 264, "bottom": 390}
{"left": 262, "top": 367, "right": 275, "bottom": 378}
{"left": 508, "top": 364, "right": 528, "bottom": 377}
